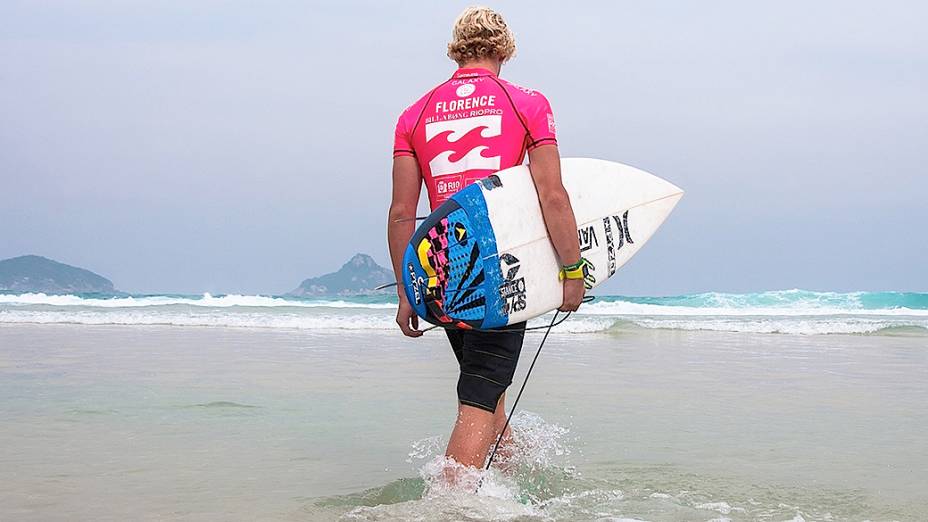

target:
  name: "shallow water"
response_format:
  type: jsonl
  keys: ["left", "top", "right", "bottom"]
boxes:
{"left": 1, "top": 324, "right": 926, "bottom": 521}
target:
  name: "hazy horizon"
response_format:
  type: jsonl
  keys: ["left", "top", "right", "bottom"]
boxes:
{"left": 3, "top": 1, "right": 926, "bottom": 295}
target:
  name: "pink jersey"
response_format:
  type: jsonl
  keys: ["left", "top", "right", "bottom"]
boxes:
{"left": 394, "top": 67, "right": 558, "bottom": 210}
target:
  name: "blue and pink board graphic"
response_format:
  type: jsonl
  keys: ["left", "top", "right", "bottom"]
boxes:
{"left": 402, "top": 179, "right": 508, "bottom": 330}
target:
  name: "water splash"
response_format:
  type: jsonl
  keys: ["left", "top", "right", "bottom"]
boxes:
{"left": 330, "top": 411, "right": 574, "bottom": 521}
{"left": 406, "top": 435, "right": 442, "bottom": 463}
{"left": 311, "top": 420, "right": 894, "bottom": 522}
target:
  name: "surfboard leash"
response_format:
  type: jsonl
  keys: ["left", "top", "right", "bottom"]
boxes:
{"left": 483, "top": 308, "right": 562, "bottom": 475}
{"left": 479, "top": 294, "right": 594, "bottom": 487}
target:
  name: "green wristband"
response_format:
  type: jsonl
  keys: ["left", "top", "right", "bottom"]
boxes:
{"left": 562, "top": 258, "right": 585, "bottom": 271}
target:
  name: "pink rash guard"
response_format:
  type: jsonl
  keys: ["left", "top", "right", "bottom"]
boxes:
{"left": 393, "top": 67, "right": 558, "bottom": 210}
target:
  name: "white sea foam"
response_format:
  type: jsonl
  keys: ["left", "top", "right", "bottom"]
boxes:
{"left": 2, "top": 292, "right": 927, "bottom": 336}
{"left": 0, "top": 309, "right": 398, "bottom": 330}
{"left": 2, "top": 308, "right": 926, "bottom": 336}
{"left": 0, "top": 292, "right": 394, "bottom": 309}
{"left": 526, "top": 313, "right": 928, "bottom": 336}
{"left": 615, "top": 317, "right": 928, "bottom": 335}
{"left": 695, "top": 501, "right": 744, "bottom": 514}
{"left": 581, "top": 299, "right": 928, "bottom": 317}
{"left": 6, "top": 291, "right": 926, "bottom": 315}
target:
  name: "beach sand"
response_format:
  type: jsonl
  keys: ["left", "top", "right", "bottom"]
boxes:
{"left": 1, "top": 324, "right": 926, "bottom": 521}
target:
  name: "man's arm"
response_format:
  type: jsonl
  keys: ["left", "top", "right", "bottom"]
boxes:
{"left": 387, "top": 155, "right": 424, "bottom": 336}
{"left": 527, "top": 145, "right": 585, "bottom": 311}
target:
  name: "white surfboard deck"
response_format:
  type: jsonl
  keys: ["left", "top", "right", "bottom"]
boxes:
{"left": 484, "top": 158, "right": 683, "bottom": 324}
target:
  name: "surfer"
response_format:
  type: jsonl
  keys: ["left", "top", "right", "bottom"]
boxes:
{"left": 387, "top": 6, "right": 585, "bottom": 477}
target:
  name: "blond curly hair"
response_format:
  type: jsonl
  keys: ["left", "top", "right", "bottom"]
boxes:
{"left": 447, "top": 6, "right": 516, "bottom": 66}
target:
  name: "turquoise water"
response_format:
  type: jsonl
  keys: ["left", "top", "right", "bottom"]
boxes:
{"left": 2, "top": 289, "right": 926, "bottom": 335}
{"left": 3, "top": 288, "right": 926, "bottom": 310}
{"left": 603, "top": 289, "right": 928, "bottom": 310}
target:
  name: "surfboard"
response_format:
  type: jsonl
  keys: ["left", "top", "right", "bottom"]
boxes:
{"left": 402, "top": 158, "right": 683, "bottom": 329}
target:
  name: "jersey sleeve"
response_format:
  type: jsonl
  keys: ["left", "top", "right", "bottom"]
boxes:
{"left": 393, "top": 113, "right": 415, "bottom": 158}
{"left": 524, "top": 93, "right": 558, "bottom": 151}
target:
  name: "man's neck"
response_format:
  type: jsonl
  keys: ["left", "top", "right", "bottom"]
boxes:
{"left": 459, "top": 60, "right": 501, "bottom": 76}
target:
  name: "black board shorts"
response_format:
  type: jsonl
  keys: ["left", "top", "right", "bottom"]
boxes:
{"left": 445, "top": 322, "right": 527, "bottom": 413}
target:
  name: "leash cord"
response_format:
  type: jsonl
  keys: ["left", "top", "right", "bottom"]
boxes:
{"left": 484, "top": 309, "right": 562, "bottom": 471}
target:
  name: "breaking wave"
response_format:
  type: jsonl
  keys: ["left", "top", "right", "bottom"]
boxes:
{"left": 0, "top": 292, "right": 395, "bottom": 309}
{"left": 1, "top": 290, "right": 926, "bottom": 336}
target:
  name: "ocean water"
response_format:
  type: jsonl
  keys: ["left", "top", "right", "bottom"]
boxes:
{"left": 1, "top": 324, "right": 926, "bottom": 521}
{"left": 2, "top": 291, "right": 927, "bottom": 520}
{"left": 1, "top": 289, "right": 927, "bottom": 336}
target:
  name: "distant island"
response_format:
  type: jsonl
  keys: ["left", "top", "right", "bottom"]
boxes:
{"left": 0, "top": 255, "right": 116, "bottom": 294}
{"left": 287, "top": 253, "right": 393, "bottom": 297}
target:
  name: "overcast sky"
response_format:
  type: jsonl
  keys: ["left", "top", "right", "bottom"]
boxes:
{"left": 2, "top": 1, "right": 926, "bottom": 295}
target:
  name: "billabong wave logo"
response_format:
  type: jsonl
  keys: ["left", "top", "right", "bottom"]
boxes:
{"left": 424, "top": 116, "right": 502, "bottom": 177}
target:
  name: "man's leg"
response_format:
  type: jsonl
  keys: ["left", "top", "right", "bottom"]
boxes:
{"left": 490, "top": 392, "right": 518, "bottom": 467}
{"left": 443, "top": 328, "right": 497, "bottom": 469}
{"left": 446, "top": 402, "right": 498, "bottom": 467}
{"left": 443, "top": 323, "right": 525, "bottom": 476}
{"left": 493, "top": 391, "right": 510, "bottom": 440}
{"left": 446, "top": 392, "right": 512, "bottom": 467}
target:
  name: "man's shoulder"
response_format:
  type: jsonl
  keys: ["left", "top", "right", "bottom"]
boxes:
{"left": 496, "top": 77, "right": 549, "bottom": 103}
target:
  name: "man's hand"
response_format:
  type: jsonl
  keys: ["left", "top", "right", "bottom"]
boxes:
{"left": 396, "top": 296, "right": 423, "bottom": 337}
{"left": 559, "top": 278, "right": 585, "bottom": 312}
